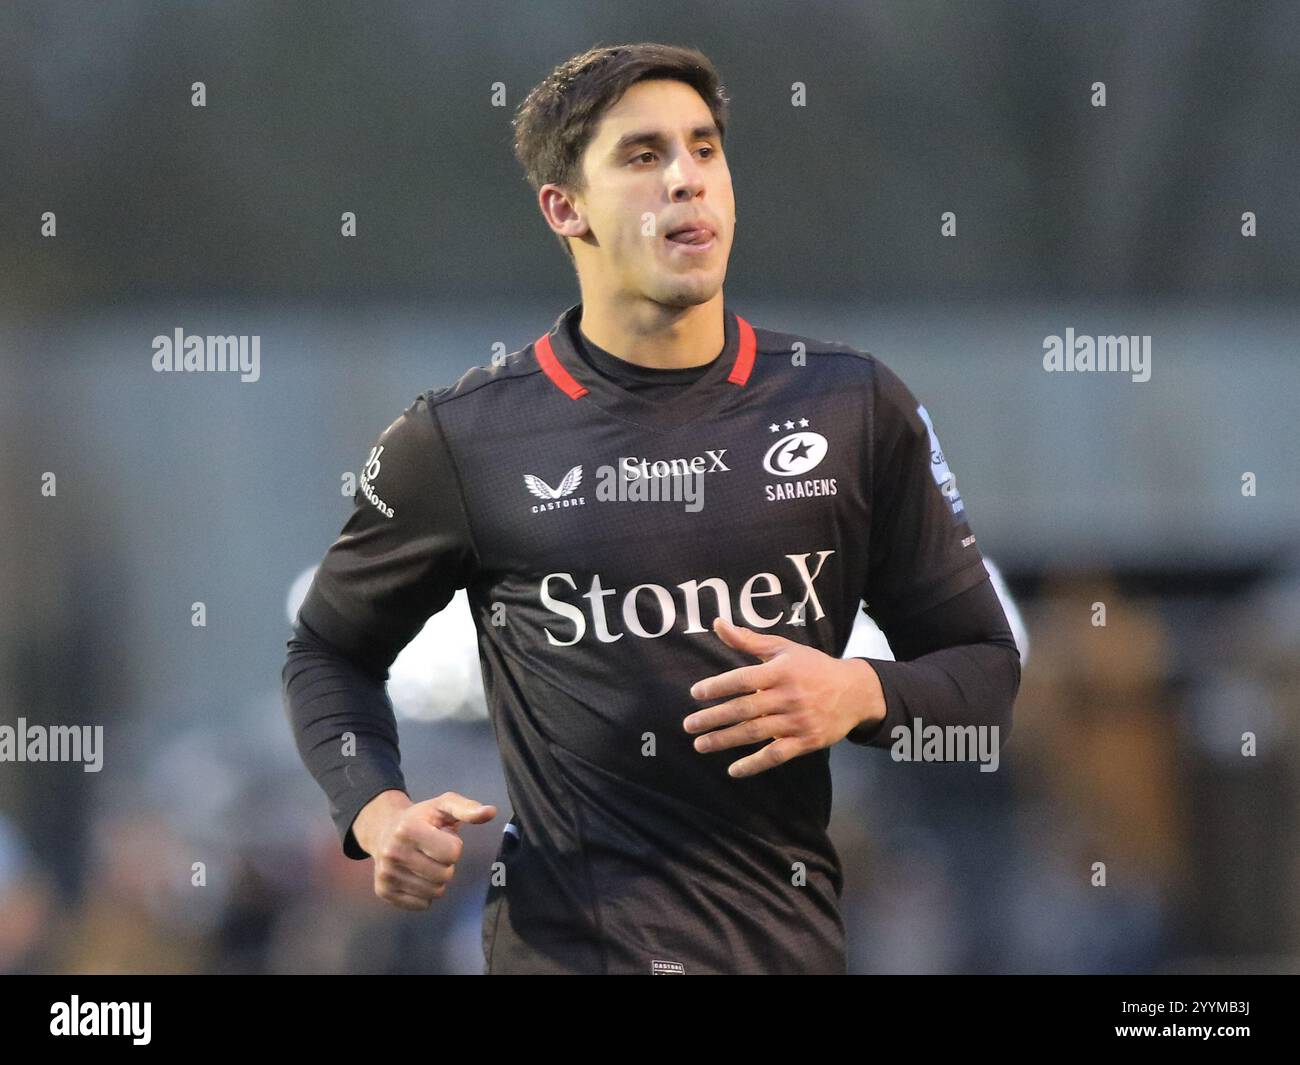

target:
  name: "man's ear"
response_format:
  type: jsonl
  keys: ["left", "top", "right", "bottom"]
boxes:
{"left": 539, "top": 183, "right": 588, "bottom": 240}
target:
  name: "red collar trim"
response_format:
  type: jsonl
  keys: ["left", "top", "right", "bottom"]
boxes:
{"left": 728, "top": 314, "right": 756, "bottom": 386}
{"left": 533, "top": 310, "right": 756, "bottom": 400}
{"left": 533, "top": 331, "right": 589, "bottom": 400}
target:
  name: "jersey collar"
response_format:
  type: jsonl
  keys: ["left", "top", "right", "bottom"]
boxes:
{"left": 532, "top": 302, "right": 756, "bottom": 432}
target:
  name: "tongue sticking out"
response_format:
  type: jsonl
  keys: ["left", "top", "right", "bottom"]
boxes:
{"left": 669, "top": 228, "right": 710, "bottom": 245}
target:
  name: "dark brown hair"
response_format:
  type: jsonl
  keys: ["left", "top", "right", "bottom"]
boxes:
{"left": 512, "top": 43, "right": 731, "bottom": 261}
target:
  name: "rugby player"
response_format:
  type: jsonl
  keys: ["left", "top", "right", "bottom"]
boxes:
{"left": 282, "top": 42, "right": 1020, "bottom": 974}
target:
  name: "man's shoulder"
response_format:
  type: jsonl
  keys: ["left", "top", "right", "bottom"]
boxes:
{"left": 419, "top": 342, "right": 544, "bottom": 411}
{"left": 748, "top": 318, "right": 896, "bottom": 391}
{"left": 744, "top": 317, "right": 931, "bottom": 432}
{"left": 749, "top": 319, "right": 879, "bottom": 372}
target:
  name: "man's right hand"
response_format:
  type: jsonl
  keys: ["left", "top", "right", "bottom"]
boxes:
{"left": 351, "top": 789, "right": 498, "bottom": 911}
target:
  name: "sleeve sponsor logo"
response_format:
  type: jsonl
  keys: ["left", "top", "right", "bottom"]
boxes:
{"left": 360, "top": 444, "right": 395, "bottom": 518}
{"left": 915, "top": 404, "right": 964, "bottom": 518}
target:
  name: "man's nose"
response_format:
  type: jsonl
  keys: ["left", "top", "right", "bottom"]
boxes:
{"left": 667, "top": 153, "right": 706, "bottom": 199}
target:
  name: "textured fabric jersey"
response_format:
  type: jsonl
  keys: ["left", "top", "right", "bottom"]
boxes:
{"left": 572, "top": 322, "right": 713, "bottom": 397}
{"left": 286, "top": 301, "right": 1013, "bottom": 975}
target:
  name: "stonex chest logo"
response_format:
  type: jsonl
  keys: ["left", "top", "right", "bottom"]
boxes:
{"left": 539, "top": 550, "right": 835, "bottom": 646}
{"left": 620, "top": 449, "right": 730, "bottom": 480}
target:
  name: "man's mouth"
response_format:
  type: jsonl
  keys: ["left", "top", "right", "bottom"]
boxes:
{"left": 666, "top": 225, "right": 715, "bottom": 245}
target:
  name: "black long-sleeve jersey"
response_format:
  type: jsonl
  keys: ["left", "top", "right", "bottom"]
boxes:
{"left": 282, "top": 302, "right": 1020, "bottom": 974}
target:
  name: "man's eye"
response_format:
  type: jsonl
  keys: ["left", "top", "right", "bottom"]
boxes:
{"left": 630, "top": 146, "right": 715, "bottom": 165}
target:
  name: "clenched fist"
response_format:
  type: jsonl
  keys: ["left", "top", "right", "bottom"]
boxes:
{"left": 351, "top": 789, "right": 498, "bottom": 911}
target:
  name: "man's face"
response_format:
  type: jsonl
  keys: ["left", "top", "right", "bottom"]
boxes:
{"left": 566, "top": 79, "right": 735, "bottom": 307}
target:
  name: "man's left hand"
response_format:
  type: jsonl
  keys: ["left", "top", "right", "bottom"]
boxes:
{"left": 685, "top": 615, "right": 886, "bottom": 778}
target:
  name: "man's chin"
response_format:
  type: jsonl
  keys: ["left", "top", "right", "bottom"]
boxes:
{"left": 652, "top": 274, "right": 724, "bottom": 309}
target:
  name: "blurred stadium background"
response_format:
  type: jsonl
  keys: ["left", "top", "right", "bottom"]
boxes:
{"left": 1, "top": 1, "right": 1297, "bottom": 974}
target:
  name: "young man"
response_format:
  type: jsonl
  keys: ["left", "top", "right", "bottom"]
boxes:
{"left": 282, "top": 43, "right": 1020, "bottom": 975}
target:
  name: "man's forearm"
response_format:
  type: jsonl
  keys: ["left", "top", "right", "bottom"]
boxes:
{"left": 845, "top": 577, "right": 1022, "bottom": 749}
{"left": 846, "top": 641, "right": 1020, "bottom": 749}
{"left": 281, "top": 617, "right": 409, "bottom": 859}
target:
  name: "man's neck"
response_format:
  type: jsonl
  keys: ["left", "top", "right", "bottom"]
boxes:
{"left": 577, "top": 294, "right": 725, "bottom": 370}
